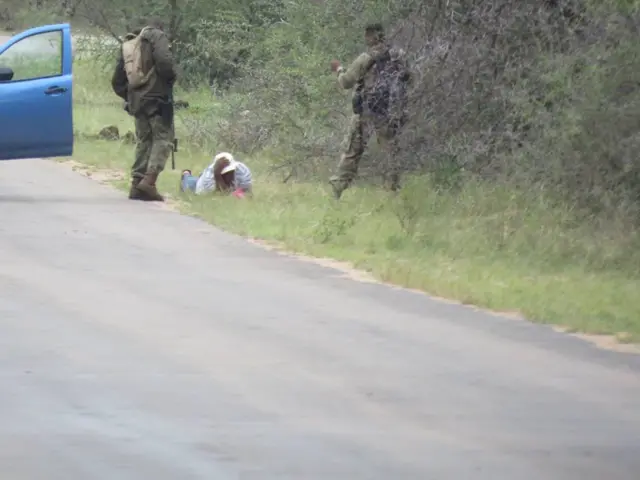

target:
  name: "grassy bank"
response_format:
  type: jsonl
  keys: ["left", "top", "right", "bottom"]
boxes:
{"left": 68, "top": 59, "right": 640, "bottom": 343}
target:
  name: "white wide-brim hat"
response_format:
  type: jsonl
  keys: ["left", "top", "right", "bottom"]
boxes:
{"left": 214, "top": 152, "right": 237, "bottom": 174}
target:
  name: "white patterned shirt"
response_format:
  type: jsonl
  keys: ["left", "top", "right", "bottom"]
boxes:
{"left": 195, "top": 158, "right": 252, "bottom": 194}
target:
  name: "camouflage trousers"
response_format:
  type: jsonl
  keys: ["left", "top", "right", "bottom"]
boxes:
{"left": 329, "top": 114, "right": 401, "bottom": 196}
{"left": 132, "top": 113, "right": 174, "bottom": 180}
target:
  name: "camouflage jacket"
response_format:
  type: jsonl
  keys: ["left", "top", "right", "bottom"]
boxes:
{"left": 337, "top": 43, "right": 411, "bottom": 95}
{"left": 111, "top": 27, "right": 176, "bottom": 117}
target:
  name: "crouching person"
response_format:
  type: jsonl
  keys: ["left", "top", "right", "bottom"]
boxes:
{"left": 181, "top": 152, "right": 252, "bottom": 197}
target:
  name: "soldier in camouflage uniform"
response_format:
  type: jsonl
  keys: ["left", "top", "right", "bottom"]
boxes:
{"left": 330, "top": 23, "right": 411, "bottom": 199}
{"left": 111, "top": 19, "right": 176, "bottom": 202}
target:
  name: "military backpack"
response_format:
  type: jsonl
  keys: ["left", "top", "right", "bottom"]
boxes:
{"left": 121, "top": 27, "right": 154, "bottom": 89}
{"left": 362, "top": 49, "right": 410, "bottom": 124}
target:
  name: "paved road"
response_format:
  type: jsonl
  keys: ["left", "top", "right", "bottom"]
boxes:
{"left": 1, "top": 159, "right": 639, "bottom": 479}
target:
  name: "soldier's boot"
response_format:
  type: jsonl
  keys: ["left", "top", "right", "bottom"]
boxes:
{"left": 331, "top": 183, "right": 343, "bottom": 200}
{"left": 128, "top": 177, "right": 144, "bottom": 200}
{"left": 136, "top": 172, "right": 165, "bottom": 202}
{"left": 384, "top": 173, "right": 401, "bottom": 194}
{"left": 329, "top": 176, "right": 346, "bottom": 200}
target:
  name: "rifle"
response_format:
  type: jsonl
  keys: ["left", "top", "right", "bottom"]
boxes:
{"left": 172, "top": 138, "right": 178, "bottom": 170}
{"left": 168, "top": 89, "right": 178, "bottom": 170}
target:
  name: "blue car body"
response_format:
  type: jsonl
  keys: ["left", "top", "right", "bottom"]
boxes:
{"left": 0, "top": 23, "right": 74, "bottom": 160}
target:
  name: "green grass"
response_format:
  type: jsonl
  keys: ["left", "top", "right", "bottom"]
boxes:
{"left": 68, "top": 58, "right": 640, "bottom": 344}
{"left": 3, "top": 55, "right": 61, "bottom": 81}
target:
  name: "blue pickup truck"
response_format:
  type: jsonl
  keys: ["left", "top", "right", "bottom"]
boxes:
{"left": 0, "top": 23, "right": 74, "bottom": 160}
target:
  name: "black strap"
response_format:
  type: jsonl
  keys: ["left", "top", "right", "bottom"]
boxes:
{"left": 356, "top": 49, "right": 391, "bottom": 90}
{"left": 365, "top": 50, "right": 391, "bottom": 73}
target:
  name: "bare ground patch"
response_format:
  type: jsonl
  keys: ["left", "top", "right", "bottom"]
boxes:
{"left": 552, "top": 326, "right": 640, "bottom": 355}
{"left": 61, "top": 159, "right": 182, "bottom": 213}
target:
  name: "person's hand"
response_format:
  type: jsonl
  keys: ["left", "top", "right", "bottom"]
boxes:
{"left": 330, "top": 60, "right": 341, "bottom": 73}
{"left": 232, "top": 188, "right": 245, "bottom": 199}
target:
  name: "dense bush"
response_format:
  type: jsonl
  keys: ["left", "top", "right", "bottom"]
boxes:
{"left": 222, "top": 0, "right": 640, "bottom": 221}
{"left": 6, "top": 0, "right": 640, "bottom": 221}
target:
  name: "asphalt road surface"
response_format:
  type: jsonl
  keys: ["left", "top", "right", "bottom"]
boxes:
{"left": 1, "top": 159, "right": 640, "bottom": 479}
